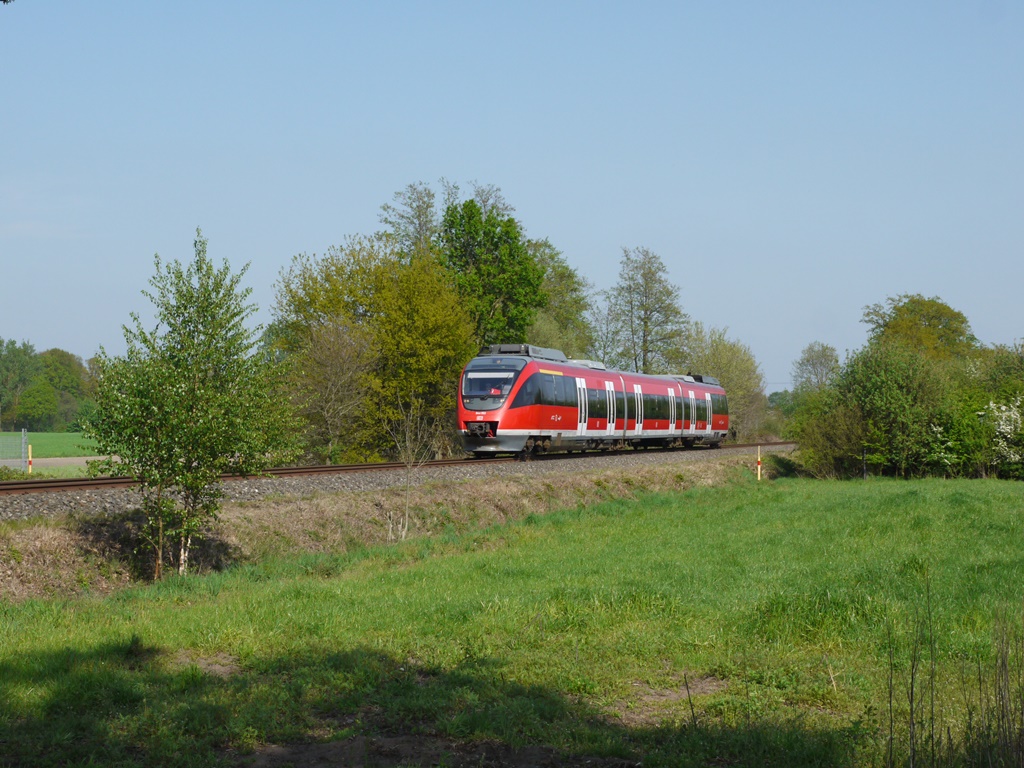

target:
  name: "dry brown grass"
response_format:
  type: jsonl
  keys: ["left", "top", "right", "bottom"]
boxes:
{"left": 0, "top": 523, "right": 133, "bottom": 601}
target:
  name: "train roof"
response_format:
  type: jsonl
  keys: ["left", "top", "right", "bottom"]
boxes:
{"left": 481, "top": 343, "right": 568, "bottom": 362}
{"left": 475, "top": 345, "right": 722, "bottom": 388}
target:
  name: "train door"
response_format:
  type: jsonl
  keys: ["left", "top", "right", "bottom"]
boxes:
{"left": 668, "top": 387, "right": 676, "bottom": 436}
{"left": 576, "top": 377, "right": 588, "bottom": 435}
{"left": 688, "top": 390, "right": 697, "bottom": 435}
{"left": 705, "top": 393, "right": 713, "bottom": 437}
{"left": 633, "top": 384, "right": 644, "bottom": 435}
{"left": 605, "top": 381, "right": 616, "bottom": 436}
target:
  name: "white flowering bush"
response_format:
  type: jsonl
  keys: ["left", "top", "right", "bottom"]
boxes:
{"left": 986, "top": 396, "right": 1024, "bottom": 478}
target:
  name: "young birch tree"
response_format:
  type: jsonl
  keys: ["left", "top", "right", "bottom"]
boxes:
{"left": 87, "top": 229, "right": 299, "bottom": 577}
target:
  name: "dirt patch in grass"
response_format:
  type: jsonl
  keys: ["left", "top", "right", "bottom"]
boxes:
{"left": 170, "top": 649, "right": 242, "bottom": 678}
{"left": 1, "top": 455, "right": 753, "bottom": 602}
{"left": 612, "top": 673, "right": 729, "bottom": 728}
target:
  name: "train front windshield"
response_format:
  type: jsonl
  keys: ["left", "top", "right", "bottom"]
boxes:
{"left": 461, "top": 356, "right": 528, "bottom": 411}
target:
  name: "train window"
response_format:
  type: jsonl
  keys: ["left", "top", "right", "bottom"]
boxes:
{"left": 712, "top": 393, "right": 729, "bottom": 416}
{"left": 509, "top": 374, "right": 541, "bottom": 409}
{"left": 463, "top": 356, "right": 527, "bottom": 375}
{"left": 643, "top": 394, "right": 666, "bottom": 421}
{"left": 539, "top": 374, "right": 557, "bottom": 405}
{"left": 555, "top": 375, "right": 576, "bottom": 407}
{"left": 616, "top": 390, "right": 625, "bottom": 422}
{"left": 695, "top": 399, "right": 708, "bottom": 423}
{"left": 462, "top": 365, "right": 525, "bottom": 411}
{"left": 588, "top": 387, "right": 608, "bottom": 419}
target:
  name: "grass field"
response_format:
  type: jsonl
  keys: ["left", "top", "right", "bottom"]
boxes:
{"left": 2, "top": 472, "right": 1024, "bottom": 766}
{"left": 0, "top": 431, "right": 97, "bottom": 458}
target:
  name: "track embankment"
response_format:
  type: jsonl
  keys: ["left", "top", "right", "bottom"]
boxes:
{"left": 0, "top": 444, "right": 795, "bottom": 602}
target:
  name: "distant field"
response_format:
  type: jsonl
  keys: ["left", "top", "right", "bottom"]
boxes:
{"left": 0, "top": 431, "right": 97, "bottom": 458}
{"left": 3, "top": 473, "right": 1024, "bottom": 765}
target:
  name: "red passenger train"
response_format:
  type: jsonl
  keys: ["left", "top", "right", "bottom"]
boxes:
{"left": 458, "top": 344, "right": 729, "bottom": 456}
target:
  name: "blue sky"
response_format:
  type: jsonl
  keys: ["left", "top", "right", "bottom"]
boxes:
{"left": 2, "top": 2, "right": 1021, "bottom": 391}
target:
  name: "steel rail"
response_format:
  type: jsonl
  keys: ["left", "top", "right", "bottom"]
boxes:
{"left": 0, "top": 457, "right": 514, "bottom": 496}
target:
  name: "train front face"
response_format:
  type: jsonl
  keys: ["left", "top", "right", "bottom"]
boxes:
{"left": 458, "top": 354, "right": 531, "bottom": 454}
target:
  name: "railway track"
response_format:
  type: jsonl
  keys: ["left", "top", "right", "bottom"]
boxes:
{"left": 0, "top": 442, "right": 794, "bottom": 497}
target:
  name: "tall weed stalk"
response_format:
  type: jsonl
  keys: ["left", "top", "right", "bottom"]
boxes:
{"left": 889, "top": 599, "right": 1024, "bottom": 767}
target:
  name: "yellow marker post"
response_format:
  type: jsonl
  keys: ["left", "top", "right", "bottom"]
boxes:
{"left": 757, "top": 445, "right": 761, "bottom": 481}
{"left": 28, "top": 444, "right": 32, "bottom": 475}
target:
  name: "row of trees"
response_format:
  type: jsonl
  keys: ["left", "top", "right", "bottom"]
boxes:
{"left": 0, "top": 339, "right": 94, "bottom": 432}
{"left": 270, "top": 180, "right": 771, "bottom": 464}
{"left": 776, "top": 294, "right": 1024, "bottom": 480}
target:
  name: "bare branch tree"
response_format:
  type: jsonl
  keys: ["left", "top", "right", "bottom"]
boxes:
{"left": 382, "top": 396, "right": 435, "bottom": 542}
{"left": 291, "top": 319, "right": 375, "bottom": 463}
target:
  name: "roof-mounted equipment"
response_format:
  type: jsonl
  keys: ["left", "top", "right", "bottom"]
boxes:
{"left": 481, "top": 344, "right": 568, "bottom": 363}
{"left": 689, "top": 374, "right": 721, "bottom": 386}
{"left": 569, "top": 359, "right": 607, "bottom": 371}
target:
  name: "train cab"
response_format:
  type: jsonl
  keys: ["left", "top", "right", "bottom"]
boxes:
{"left": 462, "top": 346, "right": 565, "bottom": 454}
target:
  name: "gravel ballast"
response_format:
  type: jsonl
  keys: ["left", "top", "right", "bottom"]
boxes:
{"left": 0, "top": 445, "right": 792, "bottom": 524}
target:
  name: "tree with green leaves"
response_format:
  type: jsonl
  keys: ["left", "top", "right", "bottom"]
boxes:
{"left": 0, "top": 339, "right": 40, "bottom": 431}
{"left": 379, "top": 181, "right": 444, "bottom": 256}
{"left": 438, "top": 198, "right": 545, "bottom": 346}
{"left": 681, "top": 322, "right": 766, "bottom": 439}
{"left": 378, "top": 179, "right": 515, "bottom": 259}
{"left": 368, "top": 253, "right": 476, "bottom": 433}
{"left": 604, "top": 247, "right": 689, "bottom": 374}
{"left": 0, "top": 347, "right": 91, "bottom": 432}
{"left": 525, "top": 239, "right": 595, "bottom": 358}
{"left": 862, "top": 294, "right": 979, "bottom": 360}
{"left": 986, "top": 341, "right": 1024, "bottom": 402}
{"left": 796, "top": 340, "right": 957, "bottom": 479}
{"left": 16, "top": 380, "right": 59, "bottom": 432}
{"left": 269, "top": 235, "right": 390, "bottom": 354}
{"left": 271, "top": 238, "right": 474, "bottom": 461}
{"left": 86, "top": 229, "right": 299, "bottom": 577}
{"left": 792, "top": 341, "right": 840, "bottom": 393}
{"left": 840, "top": 341, "right": 948, "bottom": 477}
{"left": 36, "top": 349, "right": 91, "bottom": 430}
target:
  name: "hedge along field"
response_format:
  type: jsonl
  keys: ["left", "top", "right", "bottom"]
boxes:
{"left": 2, "top": 472, "right": 1024, "bottom": 767}
{"left": 0, "top": 431, "right": 97, "bottom": 458}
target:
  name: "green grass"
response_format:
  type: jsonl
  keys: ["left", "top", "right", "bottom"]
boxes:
{"left": 0, "top": 431, "right": 98, "bottom": 458}
{"left": 3, "top": 474, "right": 1024, "bottom": 766}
